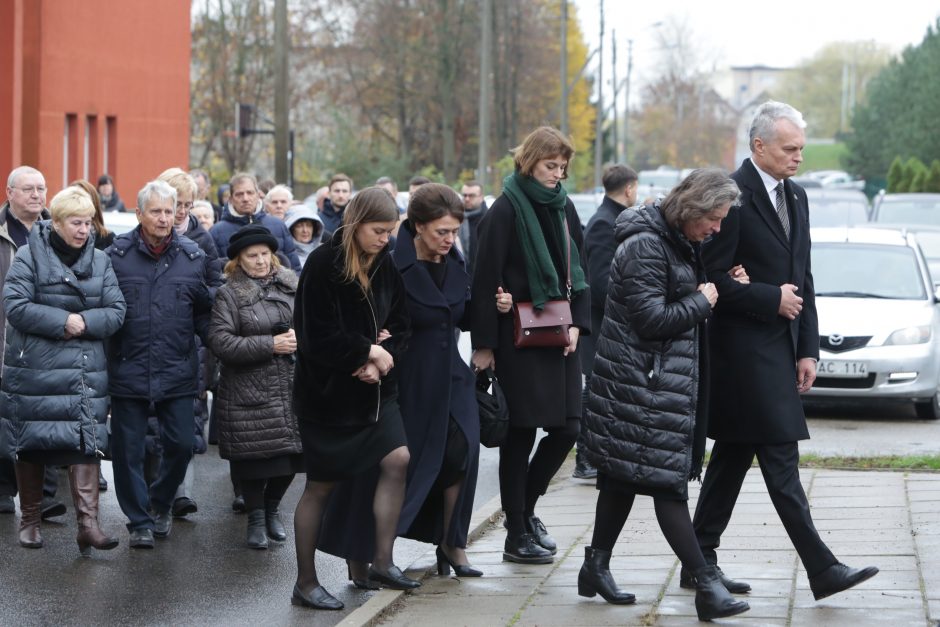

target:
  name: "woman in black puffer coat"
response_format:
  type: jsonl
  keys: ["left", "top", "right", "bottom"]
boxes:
{"left": 0, "top": 186, "right": 126, "bottom": 556}
{"left": 208, "top": 225, "right": 302, "bottom": 550}
{"left": 579, "top": 169, "right": 751, "bottom": 621}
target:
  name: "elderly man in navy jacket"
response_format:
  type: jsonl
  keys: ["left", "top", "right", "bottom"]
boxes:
{"left": 107, "top": 180, "right": 213, "bottom": 549}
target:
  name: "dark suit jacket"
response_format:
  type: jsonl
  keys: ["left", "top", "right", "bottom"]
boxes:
{"left": 580, "top": 195, "right": 628, "bottom": 377}
{"left": 702, "top": 158, "right": 819, "bottom": 443}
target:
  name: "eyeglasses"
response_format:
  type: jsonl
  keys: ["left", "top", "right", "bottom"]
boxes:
{"left": 13, "top": 186, "right": 47, "bottom": 195}
{"left": 176, "top": 201, "right": 194, "bottom": 210}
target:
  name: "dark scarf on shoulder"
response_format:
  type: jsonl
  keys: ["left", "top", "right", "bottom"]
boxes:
{"left": 501, "top": 171, "right": 587, "bottom": 308}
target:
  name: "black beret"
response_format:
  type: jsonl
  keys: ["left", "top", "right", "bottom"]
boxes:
{"left": 227, "top": 224, "right": 279, "bottom": 259}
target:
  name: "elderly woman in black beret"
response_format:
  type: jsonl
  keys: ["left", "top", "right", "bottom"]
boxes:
{"left": 207, "top": 224, "right": 302, "bottom": 550}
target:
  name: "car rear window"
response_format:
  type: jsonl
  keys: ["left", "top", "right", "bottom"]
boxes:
{"left": 813, "top": 243, "right": 926, "bottom": 300}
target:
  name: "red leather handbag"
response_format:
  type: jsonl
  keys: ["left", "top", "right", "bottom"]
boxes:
{"left": 512, "top": 218, "right": 574, "bottom": 349}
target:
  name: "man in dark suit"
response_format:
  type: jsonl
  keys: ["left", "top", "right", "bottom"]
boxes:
{"left": 689, "top": 101, "right": 878, "bottom": 600}
{"left": 574, "top": 164, "right": 637, "bottom": 479}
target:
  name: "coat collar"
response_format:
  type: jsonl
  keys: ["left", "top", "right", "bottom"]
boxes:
{"left": 739, "top": 158, "right": 795, "bottom": 250}
{"left": 393, "top": 219, "right": 468, "bottom": 309}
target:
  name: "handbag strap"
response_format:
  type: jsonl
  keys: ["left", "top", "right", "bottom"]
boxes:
{"left": 563, "top": 215, "right": 572, "bottom": 301}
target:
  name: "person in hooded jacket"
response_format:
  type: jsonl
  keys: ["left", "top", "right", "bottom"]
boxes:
{"left": 291, "top": 187, "right": 414, "bottom": 610}
{"left": 579, "top": 169, "right": 750, "bottom": 621}
{"left": 284, "top": 203, "right": 325, "bottom": 268}
{"left": 0, "top": 185, "right": 126, "bottom": 555}
{"left": 208, "top": 225, "right": 302, "bottom": 550}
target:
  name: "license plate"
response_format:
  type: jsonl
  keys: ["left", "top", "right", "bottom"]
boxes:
{"left": 816, "top": 360, "right": 868, "bottom": 378}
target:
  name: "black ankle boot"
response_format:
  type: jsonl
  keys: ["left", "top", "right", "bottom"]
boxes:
{"left": 577, "top": 547, "right": 635, "bottom": 605}
{"left": 694, "top": 565, "right": 750, "bottom": 621}
{"left": 264, "top": 500, "right": 287, "bottom": 541}
{"left": 246, "top": 509, "right": 268, "bottom": 549}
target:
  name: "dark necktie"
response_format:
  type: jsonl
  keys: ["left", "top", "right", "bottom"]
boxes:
{"left": 774, "top": 182, "right": 791, "bottom": 239}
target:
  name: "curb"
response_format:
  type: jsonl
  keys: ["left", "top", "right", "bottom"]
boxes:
{"left": 340, "top": 457, "right": 581, "bottom": 626}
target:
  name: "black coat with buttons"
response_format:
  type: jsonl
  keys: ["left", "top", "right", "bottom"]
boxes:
{"left": 105, "top": 226, "right": 212, "bottom": 401}
{"left": 583, "top": 204, "right": 712, "bottom": 498}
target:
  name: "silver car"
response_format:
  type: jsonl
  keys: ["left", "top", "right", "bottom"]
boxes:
{"left": 805, "top": 227, "right": 940, "bottom": 419}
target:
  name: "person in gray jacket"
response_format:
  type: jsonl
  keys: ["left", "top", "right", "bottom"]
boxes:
{"left": 0, "top": 185, "right": 126, "bottom": 555}
{"left": 208, "top": 225, "right": 302, "bottom": 549}
{"left": 580, "top": 169, "right": 749, "bottom": 621}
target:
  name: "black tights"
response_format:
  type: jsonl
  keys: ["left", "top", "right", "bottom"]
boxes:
{"left": 294, "top": 446, "right": 410, "bottom": 591}
{"left": 591, "top": 487, "right": 706, "bottom": 570}
{"left": 500, "top": 419, "right": 579, "bottom": 537}
{"left": 241, "top": 474, "right": 295, "bottom": 511}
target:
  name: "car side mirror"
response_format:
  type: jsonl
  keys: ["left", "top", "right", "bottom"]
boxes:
{"left": 934, "top": 284, "right": 940, "bottom": 303}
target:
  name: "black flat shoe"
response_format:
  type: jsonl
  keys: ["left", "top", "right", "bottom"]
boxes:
{"left": 810, "top": 562, "right": 879, "bottom": 601}
{"left": 368, "top": 564, "right": 422, "bottom": 590}
{"left": 525, "top": 515, "right": 557, "bottom": 554}
{"left": 291, "top": 584, "right": 344, "bottom": 610}
{"left": 680, "top": 565, "right": 751, "bottom": 594}
{"left": 436, "top": 546, "right": 483, "bottom": 577}
{"left": 348, "top": 564, "right": 380, "bottom": 590}
{"left": 503, "top": 532, "right": 554, "bottom": 564}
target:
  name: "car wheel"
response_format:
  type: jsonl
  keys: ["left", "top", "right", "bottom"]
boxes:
{"left": 914, "top": 391, "right": 940, "bottom": 420}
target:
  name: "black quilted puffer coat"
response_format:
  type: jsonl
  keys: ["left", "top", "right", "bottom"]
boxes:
{"left": 207, "top": 266, "right": 301, "bottom": 461}
{"left": 583, "top": 203, "right": 713, "bottom": 498}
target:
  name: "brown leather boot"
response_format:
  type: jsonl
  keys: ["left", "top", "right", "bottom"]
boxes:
{"left": 15, "top": 461, "right": 44, "bottom": 548}
{"left": 68, "top": 464, "right": 119, "bottom": 556}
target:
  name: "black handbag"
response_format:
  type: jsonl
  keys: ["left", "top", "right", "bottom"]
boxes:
{"left": 475, "top": 368, "right": 509, "bottom": 448}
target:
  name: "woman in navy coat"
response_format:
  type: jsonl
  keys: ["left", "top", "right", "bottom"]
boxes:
{"left": 393, "top": 184, "right": 512, "bottom": 576}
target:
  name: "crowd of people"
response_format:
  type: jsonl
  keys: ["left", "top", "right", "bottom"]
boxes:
{"left": 0, "top": 101, "right": 879, "bottom": 620}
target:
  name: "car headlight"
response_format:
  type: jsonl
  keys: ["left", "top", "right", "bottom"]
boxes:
{"left": 885, "top": 326, "right": 931, "bottom": 345}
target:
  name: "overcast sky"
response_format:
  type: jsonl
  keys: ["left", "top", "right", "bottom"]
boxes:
{"left": 573, "top": 0, "right": 940, "bottom": 90}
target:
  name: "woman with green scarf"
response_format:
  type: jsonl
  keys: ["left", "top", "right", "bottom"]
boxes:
{"left": 469, "top": 126, "right": 590, "bottom": 564}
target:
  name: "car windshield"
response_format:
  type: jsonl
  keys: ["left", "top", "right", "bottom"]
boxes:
{"left": 874, "top": 198, "right": 940, "bottom": 225}
{"left": 810, "top": 200, "right": 868, "bottom": 227}
{"left": 813, "top": 243, "right": 926, "bottom": 300}
{"left": 914, "top": 231, "right": 940, "bottom": 259}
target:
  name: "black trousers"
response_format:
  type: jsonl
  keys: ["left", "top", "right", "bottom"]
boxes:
{"left": 691, "top": 439, "right": 837, "bottom": 578}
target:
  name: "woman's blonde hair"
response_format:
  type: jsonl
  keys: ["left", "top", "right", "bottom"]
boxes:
{"left": 157, "top": 167, "right": 198, "bottom": 199}
{"left": 223, "top": 250, "right": 282, "bottom": 278}
{"left": 69, "top": 179, "right": 109, "bottom": 237}
{"left": 340, "top": 187, "right": 399, "bottom": 291}
{"left": 511, "top": 126, "right": 575, "bottom": 179}
{"left": 50, "top": 186, "right": 95, "bottom": 222}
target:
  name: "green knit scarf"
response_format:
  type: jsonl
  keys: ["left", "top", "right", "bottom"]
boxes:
{"left": 502, "top": 172, "right": 587, "bottom": 309}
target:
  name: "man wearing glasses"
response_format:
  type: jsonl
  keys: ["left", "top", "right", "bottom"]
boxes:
{"left": 0, "top": 166, "right": 68, "bottom": 522}
{"left": 458, "top": 180, "right": 487, "bottom": 273}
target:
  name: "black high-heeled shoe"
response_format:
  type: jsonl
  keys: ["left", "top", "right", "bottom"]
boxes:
{"left": 347, "top": 564, "right": 380, "bottom": 590}
{"left": 290, "top": 584, "right": 344, "bottom": 610}
{"left": 367, "top": 564, "right": 422, "bottom": 590}
{"left": 436, "top": 546, "right": 483, "bottom": 577}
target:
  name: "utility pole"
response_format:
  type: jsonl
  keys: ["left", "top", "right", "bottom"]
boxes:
{"left": 560, "top": 0, "right": 568, "bottom": 135}
{"left": 623, "top": 39, "right": 632, "bottom": 164}
{"left": 593, "top": 0, "right": 604, "bottom": 191}
{"left": 478, "top": 0, "right": 492, "bottom": 192}
{"left": 274, "top": 0, "right": 289, "bottom": 185}
{"left": 611, "top": 30, "right": 618, "bottom": 162}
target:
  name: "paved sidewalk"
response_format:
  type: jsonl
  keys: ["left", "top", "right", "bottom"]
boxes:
{"left": 347, "top": 467, "right": 940, "bottom": 626}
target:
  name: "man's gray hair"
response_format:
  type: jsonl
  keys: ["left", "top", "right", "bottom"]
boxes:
{"left": 7, "top": 166, "right": 43, "bottom": 188}
{"left": 137, "top": 180, "right": 177, "bottom": 212}
{"left": 660, "top": 168, "right": 741, "bottom": 230}
{"left": 264, "top": 184, "right": 293, "bottom": 204}
{"left": 748, "top": 101, "right": 806, "bottom": 151}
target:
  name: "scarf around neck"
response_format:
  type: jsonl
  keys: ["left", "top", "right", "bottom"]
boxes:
{"left": 501, "top": 171, "right": 587, "bottom": 308}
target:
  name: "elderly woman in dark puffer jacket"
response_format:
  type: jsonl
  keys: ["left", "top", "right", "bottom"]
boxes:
{"left": 0, "top": 186, "right": 126, "bottom": 556}
{"left": 208, "top": 224, "right": 302, "bottom": 550}
{"left": 580, "top": 169, "right": 751, "bottom": 621}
